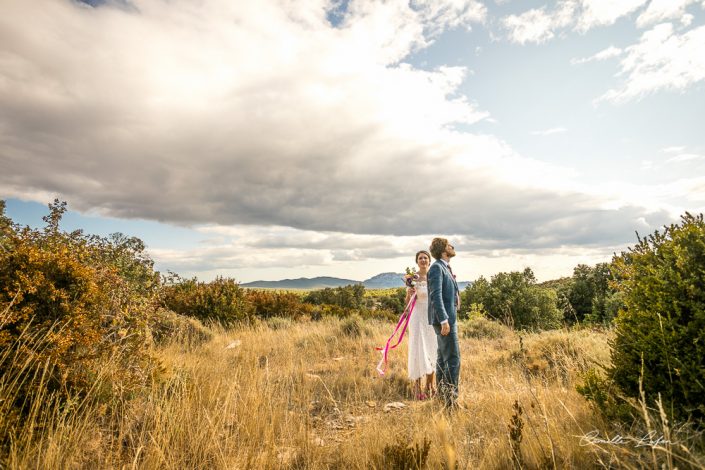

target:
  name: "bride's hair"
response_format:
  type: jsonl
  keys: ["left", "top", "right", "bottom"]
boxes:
{"left": 415, "top": 250, "right": 431, "bottom": 263}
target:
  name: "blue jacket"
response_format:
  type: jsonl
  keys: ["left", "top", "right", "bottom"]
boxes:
{"left": 427, "top": 259, "right": 459, "bottom": 326}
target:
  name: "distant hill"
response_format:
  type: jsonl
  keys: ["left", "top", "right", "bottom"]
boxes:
{"left": 242, "top": 272, "right": 471, "bottom": 290}
{"left": 241, "top": 276, "right": 360, "bottom": 289}
{"left": 362, "top": 272, "right": 405, "bottom": 288}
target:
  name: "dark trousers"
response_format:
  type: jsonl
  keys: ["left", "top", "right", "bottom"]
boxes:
{"left": 433, "top": 323, "right": 460, "bottom": 407}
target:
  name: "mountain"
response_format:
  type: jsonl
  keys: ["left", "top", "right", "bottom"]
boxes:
{"left": 362, "top": 272, "right": 405, "bottom": 288}
{"left": 242, "top": 272, "right": 471, "bottom": 290}
{"left": 241, "top": 276, "right": 360, "bottom": 289}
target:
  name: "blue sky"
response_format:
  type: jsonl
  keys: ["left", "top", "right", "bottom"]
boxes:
{"left": 2, "top": 0, "right": 704, "bottom": 282}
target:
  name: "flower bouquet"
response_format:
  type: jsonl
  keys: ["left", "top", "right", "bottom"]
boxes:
{"left": 403, "top": 266, "right": 419, "bottom": 288}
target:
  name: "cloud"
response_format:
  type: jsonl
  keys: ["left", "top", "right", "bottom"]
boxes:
{"left": 0, "top": 0, "right": 681, "bottom": 257}
{"left": 576, "top": 0, "right": 649, "bottom": 31}
{"left": 636, "top": 0, "right": 700, "bottom": 28}
{"left": 530, "top": 127, "right": 568, "bottom": 136}
{"left": 570, "top": 45, "right": 623, "bottom": 65}
{"left": 500, "top": 1, "right": 576, "bottom": 44}
{"left": 666, "top": 153, "right": 705, "bottom": 163}
{"left": 597, "top": 23, "right": 705, "bottom": 103}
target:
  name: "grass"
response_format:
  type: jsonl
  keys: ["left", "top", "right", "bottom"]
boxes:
{"left": 2, "top": 317, "right": 703, "bottom": 469}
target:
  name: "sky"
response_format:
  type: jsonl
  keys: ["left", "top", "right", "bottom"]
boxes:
{"left": 1, "top": 0, "right": 704, "bottom": 283}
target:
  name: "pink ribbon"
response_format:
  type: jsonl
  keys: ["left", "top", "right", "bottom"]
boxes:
{"left": 375, "top": 293, "right": 417, "bottom": 376}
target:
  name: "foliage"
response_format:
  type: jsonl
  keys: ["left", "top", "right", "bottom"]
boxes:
{"left": 576, "top": 369, "right": 635, "bottom": 423}
{"left": 608, "top": 212, "right": 705, "bottom": 424}
{"left": 160, "top": 275, "right": 253, "bottom": 326}
{"left": 374, "top": 287, "right": 406, "bottom": 315}
{"left": 462, "top": 268, "right": 562, "bottom": 330}
{"left": 375, "top": 437, "right": 431, "bottom": 470}
{"left": 0, "top": 199, "right": 159, "bottom": 408}
{"left": 460, "top": 307, "right": 511, "bottom": 339}
{"left": 340, "top": 314, "right": 367, "bottom": 337}
{"left": 303, "top": 284, "right": 366, "bottom": 310}
{"left": 244, "top": 289, "right": 314, "bottom": 320}
{"left": 149, "top": 308, "right": 213, "bottom": 348}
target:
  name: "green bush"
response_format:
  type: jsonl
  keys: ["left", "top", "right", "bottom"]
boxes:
{"left": 149, "top": 308, "right": 213, "bottom": 348}
{"left": 462, "top": 268, "right": 562, "bottom": 330}
{"left": 160, "top": 276, "right": 252, "bottom": 325}
{"left": 609, "top": 213, "right": 705, "bottom": 424}
{"left": 340, "top": 314, "right": 366, "bottom": 337}
{"left": 460, "top": 309, "right": 511, "bottom": 339}
{"left": 244, "top": 289, "right": 313, "bottom": 319}
{"left": 304, "top": 284, "right": 366, "bottom": 310}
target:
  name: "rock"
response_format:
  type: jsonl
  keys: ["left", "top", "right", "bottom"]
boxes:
{"left": 383, "top": 401, "right": 407, "bottom": 412}
{"left": 224, "top": 340, "right": 241, "bottom": 349}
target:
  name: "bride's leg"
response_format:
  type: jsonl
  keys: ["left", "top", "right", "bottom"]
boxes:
{"left": 413, "top": 378, "right": 423, "bottom": 399}
{"left": 425, "top": 372, "right": 436, "bottom": 395}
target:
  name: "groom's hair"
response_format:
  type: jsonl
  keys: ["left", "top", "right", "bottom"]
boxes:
{"left": 429, "top": 238, "right": 448, "bottom": 260}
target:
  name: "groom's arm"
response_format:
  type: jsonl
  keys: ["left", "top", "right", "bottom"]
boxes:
{"left": 428, "top": 264, "right": 448, "bottom": 324}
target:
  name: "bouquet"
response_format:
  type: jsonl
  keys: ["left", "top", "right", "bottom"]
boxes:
{"left": 403, "top": 267, "right": 419, "bottom": 288}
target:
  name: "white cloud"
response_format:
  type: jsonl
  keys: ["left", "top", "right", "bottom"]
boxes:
{"left": 597, "top": 23, "right": 705, "bottom": 104}
{"left": 666, "top": 153, "right": 705, "bottom": 162}
{"left": 0, "top": 0, "right": 682, "bottom": 262}
{"left": 681, "top": 13, "right": 694, "bottom": 26}
{"left": 502, "top": 7, "right": 558, "bottom": 44}
{"left": 636, "top": 0, "right": 700, "bottom": 28}
{"left": 530, "top": 127, "right": 568, "bottom": 136}
{"left": 570, "top": 45, "right": 623, "bottom": 65}
{"left": 501, "top": 1, "right": 577, "bottom": 44}
{"left": 662, "top": 146, "right": 686, "bottom": 153}
{"left": 577, "top": 0, "right": 649, "bottom": 31}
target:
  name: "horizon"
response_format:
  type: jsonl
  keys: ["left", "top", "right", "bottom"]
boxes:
{"left": 2, "top": 0, "right": 704, "bottom": 283}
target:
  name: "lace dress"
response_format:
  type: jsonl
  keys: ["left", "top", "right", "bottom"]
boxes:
{"left": 407, "top": 281, "right": 438, "bottom": 380}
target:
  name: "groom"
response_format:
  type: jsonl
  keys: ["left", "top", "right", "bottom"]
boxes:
{"left": 427, "top": 237, "right": 461, "bottom": 409}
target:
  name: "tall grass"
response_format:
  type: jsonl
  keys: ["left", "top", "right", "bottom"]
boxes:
{"left": 2, "top": 318, "right": 703, "bottom": 469}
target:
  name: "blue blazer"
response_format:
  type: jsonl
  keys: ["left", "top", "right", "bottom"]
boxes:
{"left": 427, "top": 260, "right": 459, "bottom": 326}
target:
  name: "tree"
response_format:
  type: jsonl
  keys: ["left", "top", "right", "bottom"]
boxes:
{"left": 610, "top": 213, "right": 705, "bottom": 423}
{"left": 462, "top": 268, "right": 561, "bottom": 330}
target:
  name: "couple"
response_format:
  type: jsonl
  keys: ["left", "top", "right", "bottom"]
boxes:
{"left": 407, "top": 237, "right": 461, "bottom": 409}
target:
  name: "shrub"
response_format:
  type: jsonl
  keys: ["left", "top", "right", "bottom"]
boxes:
{"left": 460, "top": 309, "right": 511, "bottom": 339}
{"left": 160, "top": 276, "right": 252, "bottom": 326}
{"left": 267, "top": 316, "right": 293, "bottom": 330}
{"left": 609, "top": 213, "right": 705, "bottom": 424}
{"left": 462, "top": 268, "right": 563, "bottom": 330}
{"left": 0, "top": 200, "right": 159, "bottom": 408}
{"left": 374, "top": 287, "right": 406, "bottom": 315}
{"left": 375, "top": 437, "right": 431, "bottom": 469}
{"left": 340, "top": 314, "right": 365, "bottom": 337}
{"left": 149, "top": 308, "right": 212, "bottom": 348}
{"left": 303, "top": 284, "right": 366, "bottom": 310}
{"left": 244, "top": 289, "right": 313, "bottom": 319}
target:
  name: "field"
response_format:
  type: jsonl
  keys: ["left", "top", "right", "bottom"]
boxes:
{"left": 4, "top": 315, "right": 700, "bottom": 469}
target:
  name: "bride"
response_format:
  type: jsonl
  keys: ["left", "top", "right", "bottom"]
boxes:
{"left": 406, "top": 250, "right": 438, "bottom": 400}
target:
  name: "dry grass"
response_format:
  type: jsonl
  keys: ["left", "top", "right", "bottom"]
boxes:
{"left": 2, "top": 318, "right": 704, "bottom": 469}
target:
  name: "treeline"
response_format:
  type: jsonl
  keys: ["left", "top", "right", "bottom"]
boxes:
{"left": 160, "top": 276, "right": 401, "bottom": 324}
{"left": 461, "top": 263, "right": 623, "bottom": 331}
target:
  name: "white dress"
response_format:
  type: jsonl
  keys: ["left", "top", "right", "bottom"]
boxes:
{"left": 407, "top": 281, "right": 438, "bottom": 380}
